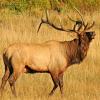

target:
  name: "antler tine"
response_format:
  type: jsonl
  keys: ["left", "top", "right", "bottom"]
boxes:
{"left": 86, "top": 21, "right": 95, "bottom": 30}
{"left": 73, "top": 6, "right": 85, "bottom": 27}
{"left": 73, "top": 24, "right": 77, "bottom": 30}
{"left": 67, "top": 14, "right": 76, "bottom": 23}
{"left": 77, "top": 23, "right": 82, "bottom": 31}
{"left": 67, "top": 6, "right": 87, "bottom": 33}
{"left": 67, "top": 14, "right": 84, "bottom": 32}
{"left": 68, "top": 1, "right": 85, "bottom": 26}
{"left": 37, "top": 10, "right": 49, "bottom": 33}
{"left": 37, "top": 11, "right": 45, "bottom": 33}
{"left": 83, "top": 22, "right": 89, "bottom": 31}
{"left": 45, "top": 9, "right": 49, "bottom": 22}
{"left": 37, "top": 18, "right": 43, "bottom": 33}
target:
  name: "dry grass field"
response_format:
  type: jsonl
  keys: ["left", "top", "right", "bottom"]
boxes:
{"left": 0, "top": 9, "right": 100, "bottom": 100}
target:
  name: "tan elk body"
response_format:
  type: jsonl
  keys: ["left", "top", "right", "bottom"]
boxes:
{"left": 4, "top": 41, "right": 69, "bottom": 73}
{"left": 0, "top": 10, "right": 95, "bottom": 97}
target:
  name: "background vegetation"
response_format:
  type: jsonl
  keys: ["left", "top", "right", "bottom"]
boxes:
{"left": 0, "top": 0, "right": 100, "bottom": 14}
{"left": 0, "top": 0, "right": 100, "bottom": 100}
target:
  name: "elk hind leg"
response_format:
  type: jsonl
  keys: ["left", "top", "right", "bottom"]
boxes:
{"left": 0, "top": 66, "right": 10, "bottom": 96}
{"left": 8, "top": 67, "right": 23, "bottom": 97}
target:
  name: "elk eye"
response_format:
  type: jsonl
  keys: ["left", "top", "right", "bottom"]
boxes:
{"left": 90, "top": 32, "right": 93, "bottom": 35}
{"left": 86, "top": 32, "right": 93, "bottom": 36}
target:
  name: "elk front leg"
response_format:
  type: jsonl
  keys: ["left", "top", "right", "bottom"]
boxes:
{"left": 58, "top": 73, "right": 63, "bottom": 94}
{"left": 49, "top": 73, "right": 59, "bottom": 96}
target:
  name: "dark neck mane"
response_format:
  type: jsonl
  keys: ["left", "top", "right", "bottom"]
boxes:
{"left": 66, "top": 36, "right": 90, "bottom": 66}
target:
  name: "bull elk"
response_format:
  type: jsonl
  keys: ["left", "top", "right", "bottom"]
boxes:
{"left": 0, "top": 10, "right": 95, "bottom": 97}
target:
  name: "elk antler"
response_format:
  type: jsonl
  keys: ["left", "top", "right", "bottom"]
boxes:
{"left": 72, "top": 6, "right": 95, "bottom": 31}
{"left": 68, "top": 1, "right": 85, "bottom": 26}
{"left": 85, "top": 21, "right": 95, "bottom": 30}
{"left": 73, "top": 6, "right": 85, "bottom": 26}
{"left": 81, "top": 21, "right": 95, "bottom": 34}
{"left": 37, "top": 10, "right": 78, "bottom": 33}
{"left": 37, "top": 9, "right": 94, "bottom": 35}
{"left": 67, "top": 15, "right": 83, "bottom": 32}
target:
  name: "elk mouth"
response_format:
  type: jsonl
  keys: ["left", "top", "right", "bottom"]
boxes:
{"left": 91, "top": 33, "right": 96, "bottom": 39}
